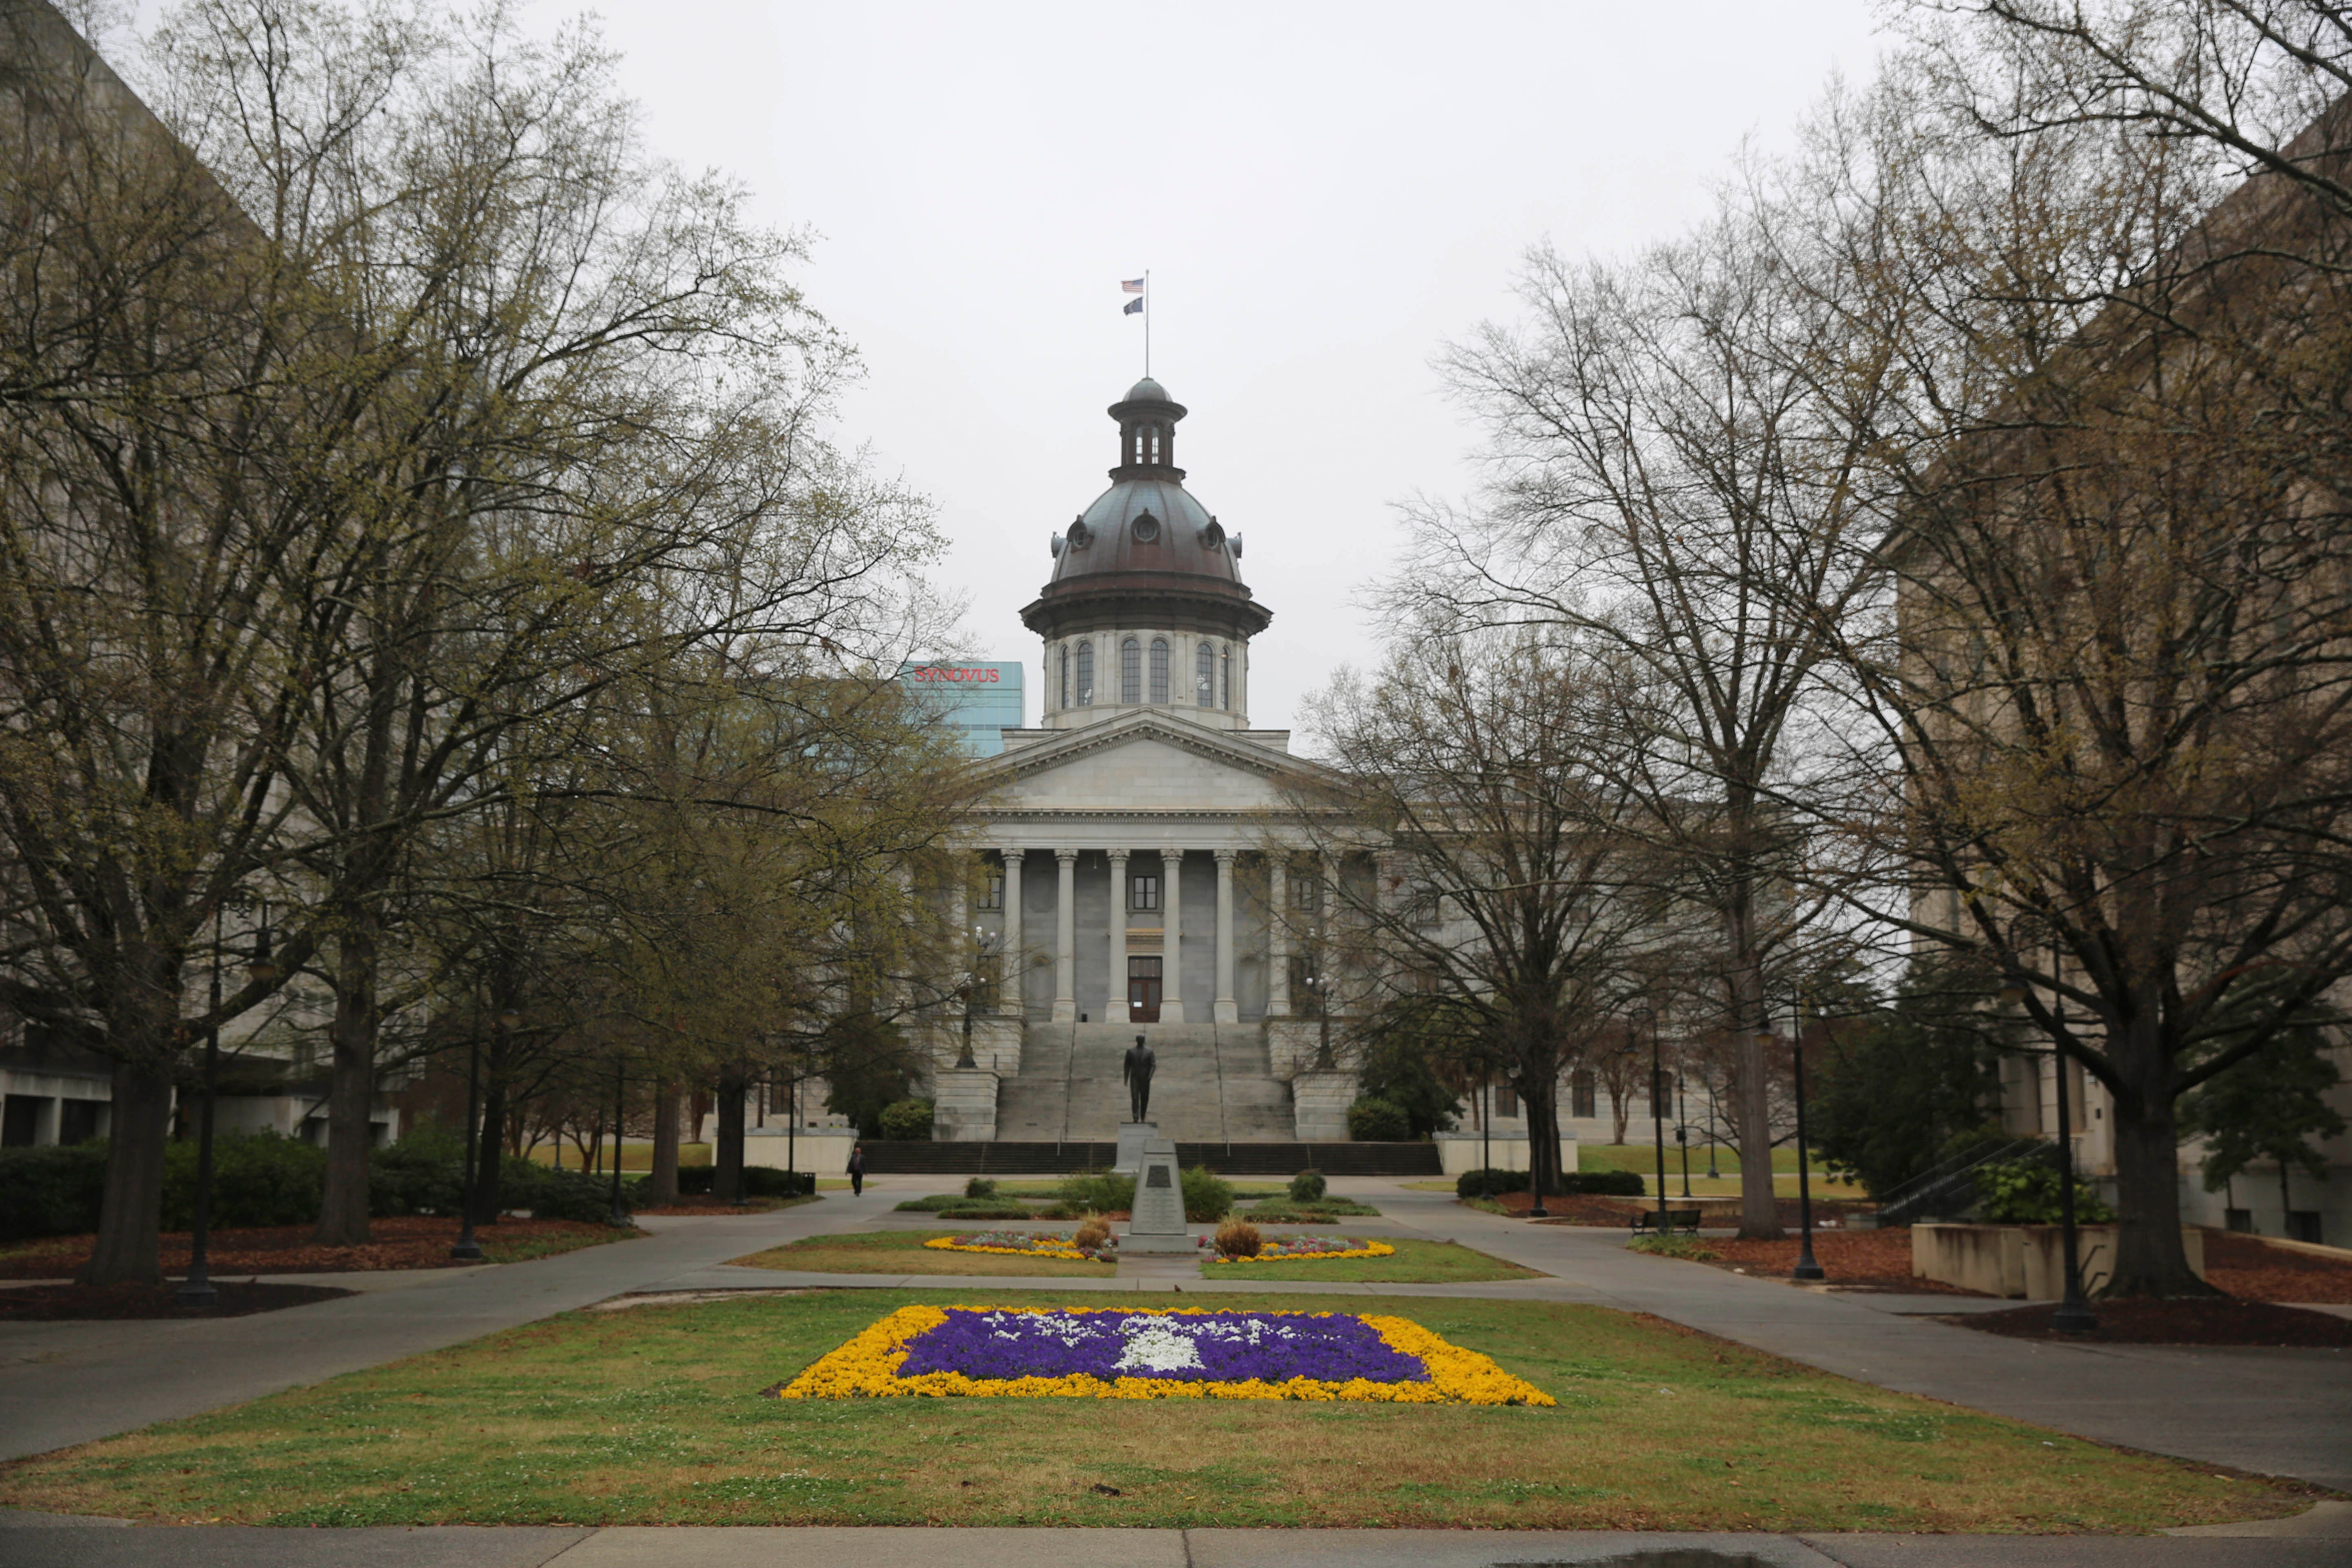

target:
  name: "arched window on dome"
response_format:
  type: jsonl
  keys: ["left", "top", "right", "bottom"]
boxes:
{"left": 1221, "top": 646, "right": 1232, "bottom": 709}
{"left": 1076, "top": 640, "right": 1094, "bottom": 705}
{"left": 1196, "top": 642, "right": 1213, "bottom": 706}
{"left": 1120, "top": 638, "right": 1140, "bottom": 704}
{"left": 1149, "top": 638, "right": 1170, "bottom": 703}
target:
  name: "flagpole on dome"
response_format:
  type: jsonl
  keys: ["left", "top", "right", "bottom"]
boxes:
{"left": 1121, "top": 273, "right": 1148, "bottom": 375}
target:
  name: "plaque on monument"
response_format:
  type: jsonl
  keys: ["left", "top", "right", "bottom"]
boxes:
{"left": 1113, "top": 1120, "right": 1156, "bottom": 1176}
{"left": 1121, "top": 1138, "right": 1192, "bottom": 1253}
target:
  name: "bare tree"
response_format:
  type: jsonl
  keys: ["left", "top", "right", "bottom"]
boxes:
{"left": 1283, "top": 630, "right": 1679, "bottom": 1202}
{"left": 1392, "top": 188, "right": 1893, "bottom": 1236}
{"left": 1795, "top": 24, "right": 2352, "bottom": 1294}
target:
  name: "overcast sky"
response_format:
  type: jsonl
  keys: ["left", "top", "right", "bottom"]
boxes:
{"left": 163, "top": 1, "right": 1898, "bottom": 733}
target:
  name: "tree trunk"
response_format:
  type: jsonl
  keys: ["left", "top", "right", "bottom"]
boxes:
{"left": 82, "top": 1060, "right": 175, "bottom": 1285}
{"left": 2105, "top": 1055, "right": 2215, "bottom": 1297}
{"left": 648, "top": 1078, "right": 680, "bottom": 1207}
{"left": 314, "top": 909, "right": 381, "bottom": 1245}
{"left": 1608, "top": 1082, "right": 1630, "bottom": 1145}
{"left": 1524, "top": 1082, "right": 1560, "bottom": 1197}
{"left": 714, "top": 1065, "right": 748, "bottom": 1203}
{"left": 474, "top": 1062, "right": 508, "bottom": 1226}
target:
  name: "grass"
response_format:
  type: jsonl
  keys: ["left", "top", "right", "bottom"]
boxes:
{"left": 724, "top": 1230, "right": 1114, "bottom": 1278}
{"left": 1628, "top": 1234, "right": 1721, "bottom": 1263}
{"left": 1213, "top": 1238, "right": 1542, "bottom": 1283}
{"left": 0, "top": 1289, "right": 2309, "bottom": 1532}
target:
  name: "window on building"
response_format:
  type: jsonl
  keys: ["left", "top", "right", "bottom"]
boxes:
{"left": 1149, "top": 637, "right": 1170, "bottom": 703}
{"left": 1294, "top": 872, "right": 1320, "bottom": 911}
{"left": 1076, "top": 640, "right": 1094, "bottom": 705}
{"left": 1494, "top": 1085, "right": 1521, "bottom": 1119}
{"left": 1058, "top": 645, "right": 1069, "bottom": 709}
{"left": 1129, "top": 873, "right": 1160, "bottom": 911}
{"left": 1121, "top": 637, "right": 1140, "bottom": 703}
{"left": 976, "top": 871, "right": 1004, "bottom": 912}
{"left": 1569, "top": 1071, "right": 1596, "bottom": 1119}
{"left": 1196, "top": 642, "right": 1213, "bottom": 705}
{"left": 1221, "top": 646, "right": 1232, "bottom": 709}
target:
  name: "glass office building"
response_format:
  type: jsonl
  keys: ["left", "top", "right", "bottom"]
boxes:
{"left": 900, "top": 662, "right": 1023, "bottom": 756}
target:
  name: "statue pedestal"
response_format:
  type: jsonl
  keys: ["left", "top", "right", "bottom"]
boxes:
{"left": 1113, "top": 1121, "right": 1157, "bottom": 1176}
{"left": 1121, "top": 1138, "right": 1193, "bottom": 1254}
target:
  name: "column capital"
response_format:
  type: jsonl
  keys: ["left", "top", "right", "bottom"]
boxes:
{"left": 1054, "top": 846, "right": 1080, "bottom": 864}
{"left": 999, "top": 847, "right": 1025, "bottom": 864}
{"left": 1212, "top": 847, "right": 1239, "bottom": 864}
{"left": 1106, "top": 846, "right": 1131, "bottom": 862}
{"left": 1159, "top": 845, "right": 1185, "bottom": 861}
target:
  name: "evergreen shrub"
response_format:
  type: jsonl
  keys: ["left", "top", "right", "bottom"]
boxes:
{"left": 1346, "top": 1096, "right": 1412, "bottom": 1142}
{"left": 1287, "top": 1169, "right": 1327, "bottom": 1202}
{"left": 160, "top": 1133, "right": 325, "bottom": 1229}
{"left": 1181, "top": 1165, "right": 1235, "bottom": 1223}
{"left": 878, "top": 1098, "right": 934, "bottom": 1140}
{"left": 1974, "top": 1158, "right": 2115, "bottom": 1224}
{"left": 0, "top": 1143, "right": 107, "bottom": 1243}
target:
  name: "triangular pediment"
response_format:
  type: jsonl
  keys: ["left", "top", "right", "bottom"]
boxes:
{"left": 971, "top": 711, "right": 1330, "bottom": 820}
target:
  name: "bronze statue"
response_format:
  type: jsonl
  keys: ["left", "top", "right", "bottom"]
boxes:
{"left": 1123, "top": 1034, "right": 1155, "bottom": 1123}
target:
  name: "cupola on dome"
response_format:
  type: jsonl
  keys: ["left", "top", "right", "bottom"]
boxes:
{"left": 1021, "top": 380, "right": 1270, "bottom": 642}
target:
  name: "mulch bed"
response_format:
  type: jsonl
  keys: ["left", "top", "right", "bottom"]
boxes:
{"left": 1950, "top": 1296, "right": 2352, "bottom": 1346}
{"left": 0, "top": 1280, "right": 354, "bottom": 1321}
{"left": 2203, "top": 1233, "right": 2352, "bottom": 1305}
{"left": 0, "top": 1215, "right": 616, "bottom": 1280}
{"left": 1692, "top": 1226, "right": 1987, "bottom": 1294}
{"left": 1510, "top": 1192, "right": 1875, "bottom": 1230}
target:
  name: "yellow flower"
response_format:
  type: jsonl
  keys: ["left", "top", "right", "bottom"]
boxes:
{"left": 1206, "top": 1241, "right": 1396, "bottom": 1265}
{"left": 773, "top": 1303, "right": 1553, "bottom": 1407}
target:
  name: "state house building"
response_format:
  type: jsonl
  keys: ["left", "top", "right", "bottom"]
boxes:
{"left": 924, "top": 377, "right": 1365, "bottom": 1149}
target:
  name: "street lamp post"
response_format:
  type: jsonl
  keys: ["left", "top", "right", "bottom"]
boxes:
{"left": 1788, "top": 1000, "right": 1824, "bottom": 1282}
{"left": 1706, "top": 1070, "right": 1721, "bottom": 1180}
{"left": 175, "top": 905, "right": 232, "bottom": 1307}
{"left": 1675, "top": 1068, "right": 1693, "bottom": 1199}
{"left": 2004, "top": 943, "right": 2096, "bottom": 1334}
{"left": 1642, "top": 1008, "right": 1668, "bottom": 1231}
{"left": 606, "top": 1057, "right": 629, "bottom": 1228}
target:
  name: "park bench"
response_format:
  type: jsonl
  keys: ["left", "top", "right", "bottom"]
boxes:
{"left": 1630, "top": 1207, "right": 1705, "bottom": 1236}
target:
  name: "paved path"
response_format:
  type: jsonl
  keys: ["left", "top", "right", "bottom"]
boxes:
{"left": 2, "top": 1517, "right": 2349, "bottom": 1567}
{"left": 4, "top": 1173, "right": 2349, "bottom": 1567}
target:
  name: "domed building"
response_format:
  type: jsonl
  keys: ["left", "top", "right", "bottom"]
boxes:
{"left": 930, "top": 379, "right": 1364, "bottom": 1152}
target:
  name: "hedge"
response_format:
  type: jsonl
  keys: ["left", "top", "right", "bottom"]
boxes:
{"left": 1456, "top": 1165, "right": 1646, "bottom": 1199}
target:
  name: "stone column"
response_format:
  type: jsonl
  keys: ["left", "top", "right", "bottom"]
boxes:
{"left": 1267, "top": 855, "right": 1290, "bottom": 1016}
{"left": 1213, "top": 848, "right": 1239, "bottom": 1023}
{"left": 1158, "top": 847, "right": 1187, "bottom": 1023}
{"left": 1107, "top": 849, "right": 1129, "bottom": 1025}
{"left": 1052, "top": 849, "right": 1078, "bottom": 1023}
{"left": 1000, "top": 850, "right": 1024, "bottom": 1017}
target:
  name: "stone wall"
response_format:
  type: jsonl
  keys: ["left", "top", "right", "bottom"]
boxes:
{"left": 929, "top": 1068, "right": 1001, "bottom": 1143}
{"left": 1291, "top": 1067, "right": 1358, "bottom": 1142}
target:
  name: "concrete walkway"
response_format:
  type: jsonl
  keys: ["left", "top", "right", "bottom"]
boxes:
{"left": 3, "top": 1517, "right": 2350, "bottom": 1567}
{"left": 3, "top": 1174, "right": 2348, "bottom": 1566}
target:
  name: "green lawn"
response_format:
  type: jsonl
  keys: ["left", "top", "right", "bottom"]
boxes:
{"left": 1212, "top": 1238, "right": 1539, "bottom": 1283}
{"left": 0, "top": 1290, "right": 2306, "bottom": 1532}
{"left": 726, "top": 1230, "right": 1114, "bottom": 1278}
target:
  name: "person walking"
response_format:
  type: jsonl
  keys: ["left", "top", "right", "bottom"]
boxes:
{"left": 848, "top": 1142, "right": 865, "bottom": 1197}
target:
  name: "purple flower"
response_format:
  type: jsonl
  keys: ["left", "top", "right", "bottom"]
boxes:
{"left": 895, "top": 1309, "right": 1430, "bottom": 1385}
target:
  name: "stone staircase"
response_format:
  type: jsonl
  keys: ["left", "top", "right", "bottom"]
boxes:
{"left": 992, "top": 1022, "right": 1294, "bottom": 1142}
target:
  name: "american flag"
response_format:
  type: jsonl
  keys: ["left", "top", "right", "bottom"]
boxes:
{"left": 1121, "top": 278, "right": 1145, "bottom": 294}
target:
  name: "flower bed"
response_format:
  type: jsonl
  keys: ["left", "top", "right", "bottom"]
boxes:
{"left": 1205, "top": 1235, "right": 1396, "bottom": 1265}
{"left": 777, "top": 1305, "right": 1552, "bottom": 1405}
{"left": 923, "top": 1232, "right": 1116, "bottom": 1262}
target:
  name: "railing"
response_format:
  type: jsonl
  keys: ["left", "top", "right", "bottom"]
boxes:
{"left": 1873, "top": 1135, "right": 2057, "bottom": 1226}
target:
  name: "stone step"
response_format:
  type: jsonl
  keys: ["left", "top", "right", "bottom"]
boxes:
{"left": 994, "top": 1020, "right": 1295, "bottom": 1143}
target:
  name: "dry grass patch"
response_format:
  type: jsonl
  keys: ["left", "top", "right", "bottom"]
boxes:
{"left": 0, "top": 1290, "right": 2314, "bottom": 1533}
{"left": 726, "top": 1230, "right": 1114, "bottom": 1278}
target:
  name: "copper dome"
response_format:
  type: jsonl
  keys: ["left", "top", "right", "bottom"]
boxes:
{"left": 1022, "top": 381, "right": 1268, "bottom": 639}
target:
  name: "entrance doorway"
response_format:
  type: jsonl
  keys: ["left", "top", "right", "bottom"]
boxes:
{"left": 1127, "top": 957, "right": 1163, "bottom": 1023}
